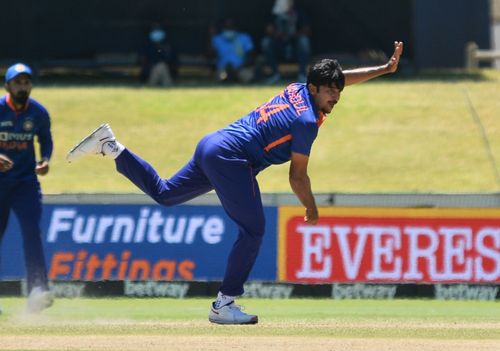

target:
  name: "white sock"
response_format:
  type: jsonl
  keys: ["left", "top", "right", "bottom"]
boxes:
{"left": 102, "top": 140, "right": 125, "bottom": 159}
{"left": 214, "top": 291, "right": 235, "bottom": 309}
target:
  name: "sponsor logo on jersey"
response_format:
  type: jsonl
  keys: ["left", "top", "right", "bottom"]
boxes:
{"left": 0, "top": 132, "right": 33, "bottom": 141}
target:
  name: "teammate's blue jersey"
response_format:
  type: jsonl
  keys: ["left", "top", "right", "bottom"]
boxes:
{"left": 0, "top": 94, "right": 53, "bottom": 180}
{"left": 221, "top": 83, "right": 326, "bottom": 171}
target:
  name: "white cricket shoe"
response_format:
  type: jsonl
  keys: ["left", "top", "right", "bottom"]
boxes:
{"left": 26, "top": 287, "right": 54, "bottom": 314}
{"left": 66, "top": 123, "right": 116, "bottom": 162}
{"left": 208, "top": 301, "right": 258, "bottom": 325}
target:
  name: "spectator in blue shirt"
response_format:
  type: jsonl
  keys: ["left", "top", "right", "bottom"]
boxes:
{"left": 211, "top": 18, "right": 255, "bottom": 83}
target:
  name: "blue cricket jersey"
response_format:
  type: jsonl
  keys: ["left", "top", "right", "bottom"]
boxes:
{"left": 221, "top": 83, "right": 326, "bottom": 171}
{"left": 0, "top": 94, "right": 53, "bottom": 181}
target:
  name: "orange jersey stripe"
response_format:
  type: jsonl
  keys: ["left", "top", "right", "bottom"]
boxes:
{"left": 317, "top": 112, "right": 327, "bottom": 127}
{"left": 264, "top": 134, "right": 292, "bottom": 152}
{"left": 6, "top": 94, "right": 29, "bottom": 114}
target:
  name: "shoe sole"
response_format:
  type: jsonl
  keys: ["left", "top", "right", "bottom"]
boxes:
{"left": 208, "top": 316, "right": 258, "bottom": 325}
{"left": 66, "top": 123, "right": 109, "bottom": 162}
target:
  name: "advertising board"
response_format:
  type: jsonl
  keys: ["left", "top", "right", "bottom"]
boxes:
{"left": 1, "top": 204, "right": 277, "bottom": 281}
{"left": 279, "top": 207, "right": 500, "bottom": 283}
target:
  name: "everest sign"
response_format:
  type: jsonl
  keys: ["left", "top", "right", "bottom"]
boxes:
{"left": 278, "top": 207, "right": 500, "bottom": 283}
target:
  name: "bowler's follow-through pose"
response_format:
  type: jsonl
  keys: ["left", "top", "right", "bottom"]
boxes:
{"left": 67, "top": 42, "right": 403, "bottom": 324}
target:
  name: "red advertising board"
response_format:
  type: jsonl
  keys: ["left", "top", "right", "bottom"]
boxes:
{"left": 278, "top": 207, "right": 500, "bottom": 283}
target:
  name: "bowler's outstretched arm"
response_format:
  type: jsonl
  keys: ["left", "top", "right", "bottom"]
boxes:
{"left": 343, "top": 41, "right": 403, "bottom": 86}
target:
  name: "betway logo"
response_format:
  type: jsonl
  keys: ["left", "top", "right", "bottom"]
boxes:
{"left": 124, "top": 281, "right": 189, "bottom": 298}
{"left": 332, "top": 283, "right": 397, "bottom": 299}
{"left": 243, "top": 282, "right": 294, "bottom": 298}
{"left": 435, "top": 284, "right": 498, "bottom": 301}
{"left": 47, "top": 208, "right": 225, "bottom": 244}
{"left": 295, "top": 224, "right": 500, "bottom": 282}
{"left": 49, "top": 281, "right": 86, "bottom": 298}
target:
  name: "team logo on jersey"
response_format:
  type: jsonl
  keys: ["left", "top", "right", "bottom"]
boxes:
{"left": 23, "top": 119, "right": 34, "bottom": 132}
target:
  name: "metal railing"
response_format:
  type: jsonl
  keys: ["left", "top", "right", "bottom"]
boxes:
{"left": 465, "top": 41, "right": 500, "bottom": 69}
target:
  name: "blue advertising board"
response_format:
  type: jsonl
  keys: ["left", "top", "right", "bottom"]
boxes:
{"left": 0, "top": 204, "right": 277, "bottom": 282}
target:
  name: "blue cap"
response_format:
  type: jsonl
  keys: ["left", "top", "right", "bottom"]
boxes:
{"left": 5, "top": 63, "right": 32, "bottom": 83}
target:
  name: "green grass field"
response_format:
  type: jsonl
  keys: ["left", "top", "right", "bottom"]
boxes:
{"left": 30, "top": 70, "right": 500, "bottom": 194}
{"left": 1, "top": 298, "right": 499, "bottom": 350}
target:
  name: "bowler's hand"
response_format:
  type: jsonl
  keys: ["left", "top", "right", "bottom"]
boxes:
{"left": 0, "top": 154, "right": 13, "bottom": 172}
{"left": 304, "top": 207, "right": 319, "bottom": 225}
{"left": 35, "top": 159, "right": 50, "bottom": 176}
{"left": 386, "top": 41, "right": 404, "bottom": 73}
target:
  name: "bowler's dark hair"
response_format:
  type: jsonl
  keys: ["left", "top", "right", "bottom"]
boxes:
{"left": 307, "top": 58, "right": 345, "bottom": 91}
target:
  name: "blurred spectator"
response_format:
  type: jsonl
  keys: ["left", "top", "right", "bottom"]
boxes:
{"left": 260, "top": 0, "right": 311, "bottom": 83}
{"left": 139, "top": 24, "right": 178, "bottom": 87}
{"left": 210, "top": 18, "right": 255, "bottom": 84}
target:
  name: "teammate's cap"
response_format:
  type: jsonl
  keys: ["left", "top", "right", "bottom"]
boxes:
{"left": 5, "top": 63, "right": 32, "bottom": 83}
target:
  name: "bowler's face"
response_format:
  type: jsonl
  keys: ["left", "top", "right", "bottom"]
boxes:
{"left": 309, "top": 84, "right": 341, "bottom": 114}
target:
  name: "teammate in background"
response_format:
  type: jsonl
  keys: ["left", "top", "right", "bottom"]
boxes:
{"left": 0, "top": 63, "right": 54, "bottom": 313}
{"left": 67, "top": 42, "right": 403, "bottom": 324}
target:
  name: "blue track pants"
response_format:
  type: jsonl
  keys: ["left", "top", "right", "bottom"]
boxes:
{"left": 0, "top": 179, "right": 48, "bottom": 293}
{"left": 115, "top": 131, "right": 265, "bottom": 296}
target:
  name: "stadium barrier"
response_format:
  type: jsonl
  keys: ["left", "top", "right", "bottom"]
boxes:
{"left": 41, "top": 192, "right": 500, "bottom": 208}
{"left": 465, "top": 41, "right": 500, "bottom": 69}
{"left": 33, "top": 54, "right": 216, "bottom": 80}
{"left": 27, "top": 55, "right": 300, "bottom": 81}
